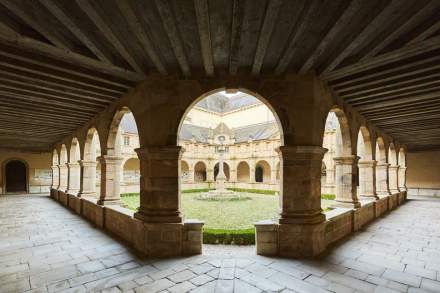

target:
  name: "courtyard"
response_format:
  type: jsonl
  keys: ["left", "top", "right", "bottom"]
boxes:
{"left": 121, "top": 192, "right": 335, "bottom": 244}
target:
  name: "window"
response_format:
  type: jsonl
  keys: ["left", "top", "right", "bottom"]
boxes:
{"left": 124, "top": 136, "right": 130, "bottom": 146}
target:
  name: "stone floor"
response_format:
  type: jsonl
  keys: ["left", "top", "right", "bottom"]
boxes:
{"left": 1, "top": 195, "right": 440, "bottom": 293}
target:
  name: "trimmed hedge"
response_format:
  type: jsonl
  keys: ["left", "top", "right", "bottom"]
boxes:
{"left": 182, "top": 188, "right": 214, "bottom": 193}
{"left": 203, "top": 228, "right": 255, "bottom": 245}
{"left": 226, "top": 188, "right": 276, "bottom": 195}
{"left": 321, "top": 193, "right": 336, "bottom": 200}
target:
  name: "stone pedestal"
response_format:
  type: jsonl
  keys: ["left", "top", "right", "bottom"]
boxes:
{"left": 333, "top": 156, "right": 360, "bottom": 208}
{"left": 398, "top": 166, "right": 407, "bottom": 191}
{"left": 134, "top": 146, "right": 182, "bottom": 223}
{"left": 66, "top": 162, "right": 80, "bottom": 195}
{"left": 97, "top": 155, "right": 124, "bottom": 205}
{"left": 376, "top": 163, "right": 391, "bottom": 196}
{"left": 255, "top": 146, "right": 327, "bottom": 258}
{"left": 389, "top": 165, "right": 400, "bottom": 193}
{"left": 358, "top": 159, "right": 378, "bottom": 199}
{"left": 58, "top": 164, "right": 68, "bottom": 191}
{"left": 78, "top": 160, "right": 97, "bottom": 197}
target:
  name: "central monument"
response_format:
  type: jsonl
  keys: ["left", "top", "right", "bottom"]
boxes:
{"left": 200, "top": 134, "right": 238, "bottom": 200}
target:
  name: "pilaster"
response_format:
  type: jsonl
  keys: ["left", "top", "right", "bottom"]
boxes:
{"left": 333, "top": 155, "right": 360, "bottom": 208}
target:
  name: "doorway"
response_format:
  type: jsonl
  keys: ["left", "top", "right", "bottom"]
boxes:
{"left": 5, "top": 160, "right": 27, "bottom": 193}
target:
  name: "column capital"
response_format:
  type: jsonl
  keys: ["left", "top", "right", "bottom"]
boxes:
{"left": 135, "top": 145, "right": 182, "bottom": 160}
{"left": 389, "top": 165, "right": 400, "bottom": 170}
{"left": 66, "top": 162, "right": 80, "bottom": 167}
{"left": 79, "top": 160, "right": 97, "bottom": 167}
{"left": 333, "top": 155, "right": 358, "bottom": 165}
{"left": 276, "top": 145, "right": 327, "bottom": 161}
{"left": 376, "top": 162, "right": 390, "bottom": 167}
{"left": 101, "top": 155, "right": 124, "bottom": 164}
{"left": 358, "top": 159, "right": 377, "bottom": 167}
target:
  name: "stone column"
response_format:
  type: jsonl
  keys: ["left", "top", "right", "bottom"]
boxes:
{"left": 97, "top": 155, "right": 124, "bottom": 205}
{"left": 78, "top": 160, "right": 97, "bottom": 197}
{"left": 51, "top": 165, "right": 60, "bottom": 189}
{"left": 58, "top": 163, "right": 68, "bottom": 191}
{"left": 358, "top": 159, "right": 377, "bottom": 199}
{"left": 398, "top": 166, "right": 407, "bottom": 191}
{"left": 134, "top": 146, "right": 182, "bottom": 223}
{"left": 276, "top": 146, "right": 327, "bottom": 257}
{"left": 206, "top": 166, "right": 214, "bottom": 182}
{"left": 389, "top": 165, "right": 400, "bottom": 193}
{"left": 376, "top": 163, "right": 391, "bottom": 196}
{"left": 66, "top": 162, "right": 81, "bottom": 195}
{"left": 187, "top": 168, "right": 194, "bottom": 183}
{"left": 333, "top": 156, "right": 360, "bottom": 208}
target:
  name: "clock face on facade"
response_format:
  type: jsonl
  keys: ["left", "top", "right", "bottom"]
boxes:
{"left": 218, "top": 135, "right": 225, "bottom": 143}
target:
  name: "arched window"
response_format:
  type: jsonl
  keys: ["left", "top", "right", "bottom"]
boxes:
{"left": 255, "top": 160, "right": 270, "bottom": 183}
{"left": 194, "top": 161, "right": 207, "bottom": 182}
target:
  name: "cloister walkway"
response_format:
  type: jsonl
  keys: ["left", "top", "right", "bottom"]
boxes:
{"left": 1, "top": 195, "right": 440, "bottom": 293}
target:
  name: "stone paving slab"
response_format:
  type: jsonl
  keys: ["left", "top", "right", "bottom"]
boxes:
{"left": 1, "top": 195, "right": 440, "bottom": 292}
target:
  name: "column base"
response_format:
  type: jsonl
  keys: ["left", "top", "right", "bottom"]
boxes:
{"left": 359, "top": 193, "right": 379, "bottom": 200}
{"left": 97, "top": 198, "right": 122, "bottom": 206}
{"left": 390, "top": 189, "right": 400, "bottom": 194}
{"left": 66, "top": 189, "right": 79, "bottom": 196}
{"left": 278, "top": 222, "right": 326, "bottom": 258}
{"left": 77, "top": 191, "right": 96, "bottom": 198}
{"left": 134, "top": 210, "right": 182, "bottom": 224}
{"left": 331, "top": 200, "right": 361, "bottom": 209}
{"left": 279, "top": 211, "right": 325, "bottom": 225}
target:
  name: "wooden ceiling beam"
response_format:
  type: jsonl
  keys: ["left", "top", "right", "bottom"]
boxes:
{"left": 251, "top": 0, "right": 282, "bottom": 75}
{"left": 355, "top": 92, "right": 440, "bottom": 111}
{"left": 155, "top": 0, "right": 190, "bottom": 77}
{"left": 228, "top": 0, "right": 244, "bottom": 75}
{"left": 194, "top": 0, "right": 214, "bottom": 76}
{"left": 38, "top": 0, "right": 112, "bottom": 64}
{"left": 323, "top": 35, "right": 440, "bottom": 80}
{"left": 322, "top": 0, "right": 403, "bottom": 74}
{"left": 362, "top": 0, "right": 440, "bottom": 59}
{"left": 0, "top": 21, "right": 142, "bottom": 82}
{"left": 75, "top": 0, "right": 145, "bottom": 75}
{"left": 115, "top": 0, "right": 167, "bottom": 75}
{"left": 299, "top": 0, "right": 363, "bottom": 73}
{"left": 274, "top": 0, "right": 319, "bottom": 75}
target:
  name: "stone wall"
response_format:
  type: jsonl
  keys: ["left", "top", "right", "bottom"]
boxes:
{"left": 256, "top": 192, "right": 407, "bottom": 257}
{"left": 407, "top": 150, "right": 440, "bottom": 197}
{"left": 51, "top": 189, "right": 203, "bottom": 258}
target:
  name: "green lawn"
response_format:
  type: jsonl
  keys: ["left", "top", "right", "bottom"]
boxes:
{"left": 121, "top": 192, "right": 334, "bottom": 230}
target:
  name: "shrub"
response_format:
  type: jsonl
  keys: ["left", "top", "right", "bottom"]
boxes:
{"left": 226, "top": 188, "right": 276, "bottom": 195}
{"left": 182, "top": 188, "right": 214, "bottom": 193}
{"left": 321, "top": 193, "right": 336, "bottom": 200}
{"left": 203, "top": 228, "right": 255, "bottom": 245}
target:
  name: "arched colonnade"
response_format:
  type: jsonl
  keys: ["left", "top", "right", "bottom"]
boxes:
{"left": 50, "top": 75, "right": 408, "bottom": 258}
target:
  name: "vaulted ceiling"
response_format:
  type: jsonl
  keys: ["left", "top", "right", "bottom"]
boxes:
{"left": 0, "top": 0, "right": 439, "bottom": 151}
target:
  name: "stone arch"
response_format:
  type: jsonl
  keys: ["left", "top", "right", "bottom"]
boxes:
{"left": 60, "top": 144, "right": 68, "bottom": 164}
{"left": 357, "top": 126, "right": 373, "bottom": 160}
{"left": 2, "top": 158, "right": 29, "bottom": 193}
{"left": 70, "top": 138, "right": 81, "bottom": 163}
{"left": 326, "top": 108, "right": 352, "bottom": 157}
{"left": 107, "top": 106, "right": 138, "bottom": 156}
{"left": 84, "top": 128, "right": 101, "bottom": 161}
{"left": 176, "top": 88, "right": 285, "bottom": 146}
{"left": 81, "top": 127, "right": 101, "bottom": 197}
{"left": 67, "top": 138, "right": 81, "bottom": 194}
{"left": 375, "top": 137, "right": 387, "bottom": 163}
{"left": 237, "top": 161, "right": 250, "bottom": 183}
{"left": 214, "top": 162, "right": 230, "bottom": 181}
{"left": 59, "top": 144, "right": 68, "bottom": 190}
{"left": 398, "top": 148, "right": 406, "bottom": 167}
{"left": 122, "top": 157, "right": 140, "bottom": 194}
{"left": 194, "top": 161, "right": 207, "bottom": 182}
{"left": 180, "top": 160, "right": 190, "bottom": 182}
{"left": 52, "top": 149, "right": 59, "bottom": 165}
{"left": 388, "top": 143, "right": 397, "bottom": 165}
{"left": 255, "top": 160, "right": 271, "bottom": 183}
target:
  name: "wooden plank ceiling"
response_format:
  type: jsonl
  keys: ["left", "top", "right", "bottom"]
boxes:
{"left": 0, "top": 0, "right": 438, "bottom": 152}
